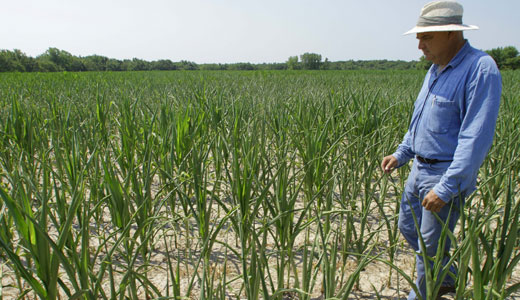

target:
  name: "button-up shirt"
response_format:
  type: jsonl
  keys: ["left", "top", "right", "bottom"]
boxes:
{"left": 393, "top": 41, "right": 502, "bottom": 202}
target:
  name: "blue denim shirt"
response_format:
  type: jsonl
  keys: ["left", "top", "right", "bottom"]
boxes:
{"left": 393, "top": 41, "right": 502, "bottom": 202}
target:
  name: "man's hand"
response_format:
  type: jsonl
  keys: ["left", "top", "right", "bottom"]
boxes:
{"left": 422, "top": 190, "right": 446, "bottom": 212}
{"left": 381, "top": 155, "right": 398, "bottom": 174}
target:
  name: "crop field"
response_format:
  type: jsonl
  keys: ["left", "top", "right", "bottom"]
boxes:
{"left": 0, "top": 70, "right": 519, "bottom": 300}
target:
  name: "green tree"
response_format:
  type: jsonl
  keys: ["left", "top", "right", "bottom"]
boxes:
{"left": 228, "top": 62, "right": 255, "bottom": 71}
{"left": 504, "top": 56, "right": 520, "bottom": 70}
{"left": 261, "top": 62, "right": 286, "bottom": 70}
{"left": 0, "top": 49, "right": 37, "bottom": 72}
{"left": 83, "top": 55, "right": 108, "bottom": 71}
{"left": 152, "top": 59, "right": 177, "bottom": 70}
{"left": 200, "top": 63, "right": 227, "bottom": 71}
{"left": 128, "top": 58, "right": 150, "bottom": 71}
{"left": 300, "top": 52, "right": 322, "bottom": 70}
{"left": 486, "top": 46, "right": 519, "bottom": 69}
{"left": 38, "top": 48, "right": 74, "bottom": 71}
{"left": 34, "top": 59, "right": 61, "bottom": 72}
{"left": 503, "top": 46, "right": 519, "bottom": 59}
{"left": 176, "top": 60, "right": 198, "bottom": 70}
{"left": 0, "top": 50, "right": 24, "bottom": 72}
{"left": 0, "top": 51, "right": 9, "bottom": 71}
{"left": 320, "top": 57, "right": 330, "bottom": 70}
{"left": 286, "top": 56, "right": 299, "bottom": 70}
{"left": 106, "top": 58, "right": 123, "bottom": 71}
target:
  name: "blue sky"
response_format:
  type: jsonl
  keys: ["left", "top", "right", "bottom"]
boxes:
{"left": 1, "top": 0, "right": 519, "bottom": 63}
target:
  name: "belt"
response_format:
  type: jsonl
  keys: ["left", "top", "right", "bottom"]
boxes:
{"left": 416, "top": 155, "right": 451, "bottom": 164}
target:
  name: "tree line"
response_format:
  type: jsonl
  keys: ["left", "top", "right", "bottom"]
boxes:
{"left": 1, "top": 46, "right": 518, "bottom": 73}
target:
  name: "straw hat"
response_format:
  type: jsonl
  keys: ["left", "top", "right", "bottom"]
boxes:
{"left": 404, "top": 1, "right": 479, "bottom": 35}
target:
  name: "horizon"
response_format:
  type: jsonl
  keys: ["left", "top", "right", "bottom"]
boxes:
{"left": 3, "top": 46, "right": 434, "bottom": 64}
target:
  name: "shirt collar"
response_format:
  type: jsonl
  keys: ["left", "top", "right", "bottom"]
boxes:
{"left": 447, "top": 40, "right": 471, "bottom": 69}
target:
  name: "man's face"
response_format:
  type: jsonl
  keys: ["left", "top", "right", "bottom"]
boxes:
{"left": 416, "top": 32, "right": 451, "bottom": 65}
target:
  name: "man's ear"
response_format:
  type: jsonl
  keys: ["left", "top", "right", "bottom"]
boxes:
{"left": 446, "top": 31, "right": 457, "bottom": 41}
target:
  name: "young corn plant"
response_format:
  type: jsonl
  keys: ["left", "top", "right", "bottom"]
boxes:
{"left": 0, "top": 69, "right": 518, "bottom": 299}
{"left": 458, "top": 176, "right": 520, "bottom": 299}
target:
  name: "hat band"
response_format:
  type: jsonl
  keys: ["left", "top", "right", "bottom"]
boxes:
{"left": 417, "top": 15, "right": 463, "bottom": 26}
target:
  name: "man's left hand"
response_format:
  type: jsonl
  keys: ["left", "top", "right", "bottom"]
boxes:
{"left": 422, "top": 190, "right": 446, "bottom": 213}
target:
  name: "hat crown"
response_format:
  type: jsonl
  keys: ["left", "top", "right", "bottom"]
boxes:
{"left": 421, "top": 1, "right": 463, "bottom": 18}
{"left": 416, "top": 1, "right": 464, "bottom": 27}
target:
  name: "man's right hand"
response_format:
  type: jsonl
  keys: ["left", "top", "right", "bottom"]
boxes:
{"left": 381, "top": 155, "right": 399, "bottom": 174}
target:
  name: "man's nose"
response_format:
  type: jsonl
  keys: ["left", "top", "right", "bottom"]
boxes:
{"left": 418, "top": 40, "right": 425, "bottom": 50}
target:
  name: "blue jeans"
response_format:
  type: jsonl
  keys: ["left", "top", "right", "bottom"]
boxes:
{"left": 398, "top": 159, "right": 463, "bottom": 300}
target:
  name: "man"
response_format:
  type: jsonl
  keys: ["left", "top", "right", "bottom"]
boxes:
{"left": 381, "top": 1, "right": 502, "bottom": 299}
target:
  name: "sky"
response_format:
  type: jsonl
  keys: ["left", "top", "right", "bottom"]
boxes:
{"left": 1, "top": 0, "right": 519, "bottom": 64}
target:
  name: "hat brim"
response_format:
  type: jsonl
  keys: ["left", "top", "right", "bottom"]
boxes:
{"left": 404, "top": 24, "right": 479, "bottom": 35}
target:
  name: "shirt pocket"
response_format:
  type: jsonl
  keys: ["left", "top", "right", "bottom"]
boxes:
{"left": 427, "top": 95, "right": 458, "bottom": 134}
